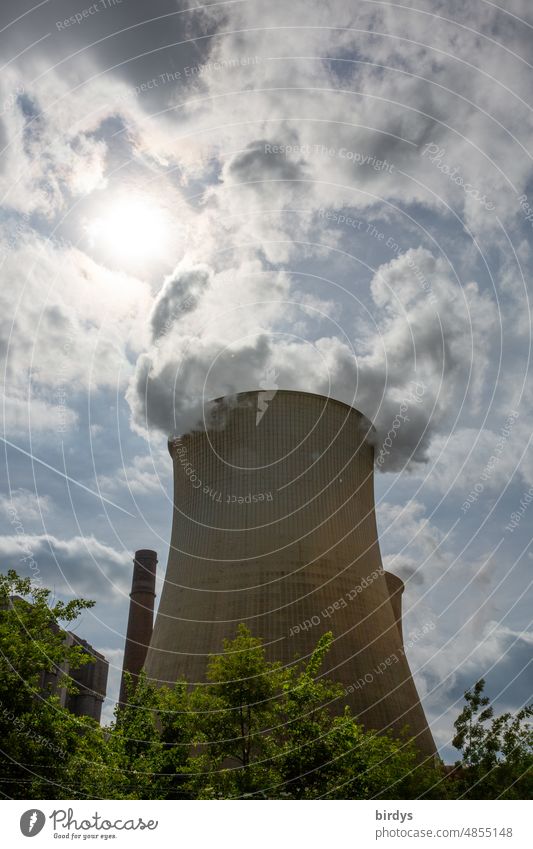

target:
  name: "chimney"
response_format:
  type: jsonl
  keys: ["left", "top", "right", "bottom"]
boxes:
{"left": 119, "top": 549, "right": 157, "bottom": 705}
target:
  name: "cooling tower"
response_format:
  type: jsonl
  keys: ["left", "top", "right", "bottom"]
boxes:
{"left": 144, "top": 390, "right": 436, "bottom": 756}
{"left": 119, "top": 549, "right": 157, "bottom": 705}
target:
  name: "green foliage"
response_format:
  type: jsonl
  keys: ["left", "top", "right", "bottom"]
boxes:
{"left": 452, "top": 679, "right": 533, "bottom": 799}
{"left": 67, "top": 672, "right": 164, "bottom": 800}
{"left": 0, "top": 569, "right": 98, "bottom": 798}
{"left": 1, "top": 570, "right": 531, "bottom": 800}
{"left": 0, "top": 570, "right": 95, "bottom": 701}
{"left": 181, "top": 626, "right": 444, "bottom": 800}
{"left": 186, "top": 623, "right": 285, "bottom": 797}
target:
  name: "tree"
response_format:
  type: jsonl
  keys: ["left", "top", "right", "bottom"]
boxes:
{"left": 452, "top": 679, "right": 533, "bottom": 799}
{"left": 14, "top": 567, "right": 532, "bottom": 801}
{"left": 72, "top": 672, "right": 166, "bottom": 800}
{"left": 187, "top": 624, "right": 283, "bottom": 798}
{"left": 0, "top": 569, "right": 100, "bottom": 798}
{"left": 184, "top": 625, "right": 445, "bottom": 799}
{"left": 274, "top": 632, "right": 345, "bottom": 798}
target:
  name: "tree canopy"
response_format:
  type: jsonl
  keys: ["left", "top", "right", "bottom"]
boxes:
{"left": 0, "top": 570, "right": 530, "bottom": 800}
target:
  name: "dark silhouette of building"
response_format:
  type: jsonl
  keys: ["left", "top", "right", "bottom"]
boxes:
{"left": 64, "top": 635, "right": 108, "bottom": 721}
{"left": 119, "top": 549, "right": 157, "bottom": 705}
{"left": 37, "top": 630, "right": 108, "bottom": 723}
{"left": 6, "top": 595, "right": 109, "bottom": 722}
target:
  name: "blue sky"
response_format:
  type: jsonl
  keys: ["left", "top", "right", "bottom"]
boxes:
{"left": 0, "top": 0, "right": 532, "bottom": 761}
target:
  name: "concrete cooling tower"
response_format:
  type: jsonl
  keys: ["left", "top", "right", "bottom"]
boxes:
{"left": 143, "top": 390, "right": 436, "bottom": 757}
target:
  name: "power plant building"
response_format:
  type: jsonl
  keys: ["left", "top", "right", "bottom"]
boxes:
{"left": 143, "top": 390, "right": 436, "bottom": 757}
{"left": 6, "top": 596, "right": 108, "bottom": 723}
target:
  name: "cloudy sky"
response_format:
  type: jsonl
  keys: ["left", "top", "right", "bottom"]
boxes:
{"left": 0, "top": 0, "right": 532, "bottom": 760}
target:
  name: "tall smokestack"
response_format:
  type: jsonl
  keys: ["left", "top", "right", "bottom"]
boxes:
{"left": 144, "top": 390, "right": 436, "bottom": 757}
{"left": 119, "top": 549, "right": 157, "bottom": 705}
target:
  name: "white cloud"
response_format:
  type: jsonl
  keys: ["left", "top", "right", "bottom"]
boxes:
{"left": 98, "top": 446, "right": 171, "bottom": 498}
{"left": 0, "top": 532, "right": 131, "bottom": 600}
{"left": 0, "top": 488, "right": 52, "bottom": 523}
{"left": 0, "top": 233, "right": 151, "bottom": 434}
{"left": 127, "top": 247, "right": 497, "bottom": 474}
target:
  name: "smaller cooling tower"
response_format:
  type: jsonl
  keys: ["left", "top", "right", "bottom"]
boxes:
{"left": 119, "top": 549, "right": 157, "bottom": 705}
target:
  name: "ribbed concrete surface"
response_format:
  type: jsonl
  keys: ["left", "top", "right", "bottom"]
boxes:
{"left": 144, "top": 390, "right": 436, "bottom": 756}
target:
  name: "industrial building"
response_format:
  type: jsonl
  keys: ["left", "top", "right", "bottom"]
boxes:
{"left": 7, "top": 596, "right": 108, "bottom": 722}
{"left": 59, "top": 635, "right": 108, "bottom": 722}
{"left": 140, "top": 390, "right": 436, "bottom": 757}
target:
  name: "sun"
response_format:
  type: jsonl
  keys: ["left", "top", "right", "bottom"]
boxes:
{"left": 86, "top": 195, "right": 171, "bottom": 268}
